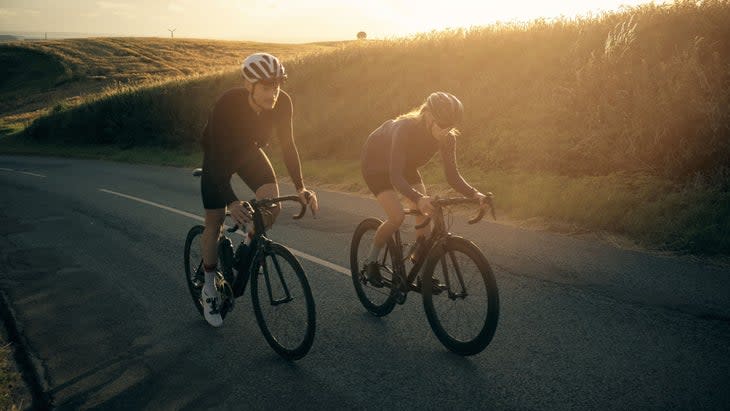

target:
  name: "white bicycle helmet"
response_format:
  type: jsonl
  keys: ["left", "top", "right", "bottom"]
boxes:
{"left": 241, "top": 53, "right": 287, "bottom": 83}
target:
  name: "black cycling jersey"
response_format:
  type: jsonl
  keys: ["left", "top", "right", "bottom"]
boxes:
{"left": 201, "top": 87, "right": 303, "bottom": 208}
{"left": 361, "top": 116, "right": 478, "bottom": 203}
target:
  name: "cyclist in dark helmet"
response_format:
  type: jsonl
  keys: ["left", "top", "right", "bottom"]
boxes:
{"left": 198, "top": 52, "right": 318, "bottom": 327}
{"left": 360, "top": 92, "right": 488, "bottom": 287}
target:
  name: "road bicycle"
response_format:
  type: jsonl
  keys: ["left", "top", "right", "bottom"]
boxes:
{"left": 184, "top": 169, "right": 316, "bottom": 360}
{"left": 350, "top": 195, "right": 499, "bottom": 355}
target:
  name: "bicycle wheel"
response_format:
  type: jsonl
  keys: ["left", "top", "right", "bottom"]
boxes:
{"left": 251, "top": 242, "right": 316, "bottom": 360}
{"left": 350, "top": 218, "right": 398, "bottom": 317}
{"left": 184, "top": 225, "right": 206, "bottom": 316}
{"left": 422, "top": 236, "right": 499, "bottom": 355}
{"left": 184, "top": 225, "right": 232, "bottom": 319}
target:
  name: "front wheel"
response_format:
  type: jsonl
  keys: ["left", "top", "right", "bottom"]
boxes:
{"left": 251, "top": 242, "right": 316, "bottom": 360}
{"left": 422, "top": 237, "right": 499, "bottom": 355}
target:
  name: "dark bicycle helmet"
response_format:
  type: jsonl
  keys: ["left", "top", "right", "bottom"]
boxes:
{"left": 425, "top": 92, "right": 464, "bottom": 128}
{"left": 241, "top": 53, "right": 287, "bottom": 83}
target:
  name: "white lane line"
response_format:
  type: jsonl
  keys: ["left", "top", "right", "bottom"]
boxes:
{"left": 18, "top": 171, "right": 46, "bottom": 178}
{"left": 0, "top": 168, "right": 47, "bottom": 178}
{"left": 99, "top": 188, "right": 352, "bottom": 277}
{"left": 289, "top": 249, "right": 351, "bottom": 276}
{"left": 100, "top": 189, "right": 204, "bottom": 222}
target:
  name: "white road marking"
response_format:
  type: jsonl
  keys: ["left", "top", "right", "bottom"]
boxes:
{"left": 99, "top": 188, "right": 352, "bottom": 277}
{"left": 18, "top": 171, "right": 46, "bottom": 178}
{"left": 99, "top": 189, "right": 204, "bottom": 222}
{"left": 0, "top": 168, "right": 47, "bottom": 178}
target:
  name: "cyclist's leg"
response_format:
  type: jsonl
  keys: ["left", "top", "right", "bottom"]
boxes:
{"left": 362, "top": 173, "right": 404, "bottom": 261}
{"left": 200, "top": 165, "right": 227, "bottom": 270}
{"left": 405, "top": 170, "right": 431, "bottom": 240}
{"left": 202, "top": 209, "right": 225, "bottom": 269}
{"left": 371, "top": 190, "right": 405, "bottom": 259}
{"left": 199, "top": 167, "right": 227, "bottom": 326}
{"left": 235, "top": 147, "right": 278, "bottom": 232}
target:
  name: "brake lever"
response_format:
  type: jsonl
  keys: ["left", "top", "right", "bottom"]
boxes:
{"left": 292, "top": 197, "right": 307, "bottom": 220}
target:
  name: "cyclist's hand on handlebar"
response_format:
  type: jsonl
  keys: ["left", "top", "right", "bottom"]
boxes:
{"left": 417, "top": 196, "right": 435, "bottom": 216}
{"left": 297, "top": 187, "right": 319, "bottom": 217}
{"left": 227, "top": 200, "right": 253, "bottom": 227}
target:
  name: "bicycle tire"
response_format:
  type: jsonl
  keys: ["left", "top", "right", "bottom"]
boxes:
{"left": 251, "top": 242, "right": 316, "bottom": 360}
{"left": 184, "top": 225, "right": 206, "bottom": 316}
{"left": 350, "top": 218, "right": 398, "bottom": 317}
{"left": 184, "top": 225, "right": 232, "bottom": 319}
{"left": 422, "top": 236, "right": 499, "bottom": 355}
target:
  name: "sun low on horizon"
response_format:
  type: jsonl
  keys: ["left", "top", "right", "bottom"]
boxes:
{"left": 1, "top": 0, "right": 672, "bottom": 42}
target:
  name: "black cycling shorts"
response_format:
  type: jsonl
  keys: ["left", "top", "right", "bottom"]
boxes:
{"left": 201, "top": 148, "right": 276, "bottom": 210}
{"left": 363, "top": 169, "right": 422, "bottom": 197}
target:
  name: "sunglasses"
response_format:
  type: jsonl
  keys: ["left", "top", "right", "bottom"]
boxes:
{"left": 257, "top": 77, "right": 287, "bottom": 87}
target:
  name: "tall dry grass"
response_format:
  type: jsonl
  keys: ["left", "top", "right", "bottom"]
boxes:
{"left": 282, "top": 0, "right": 730, "bottom": 181}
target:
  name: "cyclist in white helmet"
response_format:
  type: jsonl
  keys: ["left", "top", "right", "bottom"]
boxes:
{"left": 360, "top": 92, "right": 489, "bottom": 287}
{"left": 198, "top": 52, "right": 318, "bottom": 327}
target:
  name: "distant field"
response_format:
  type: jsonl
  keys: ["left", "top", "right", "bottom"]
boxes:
{"left": 0, "top": 37, "right": 341, "bottom": 131}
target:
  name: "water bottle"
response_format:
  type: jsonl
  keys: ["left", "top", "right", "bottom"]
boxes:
{"left": 235, "top": 230, "right": 253, "bottom": 269}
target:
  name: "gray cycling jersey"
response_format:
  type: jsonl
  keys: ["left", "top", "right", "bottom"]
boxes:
{"left": 361, "top": 116, "right": 477, "bottom": 203}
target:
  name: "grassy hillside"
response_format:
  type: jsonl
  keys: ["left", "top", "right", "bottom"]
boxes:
{"left": 0, "top": 37, "right": 338, "bottom": 133}
{"left": 6, "top": 0, "right": 730, "bottom": 254}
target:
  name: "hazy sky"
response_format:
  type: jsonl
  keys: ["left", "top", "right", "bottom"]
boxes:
{"left": 0, "top": 0, "right": 670, "bottom": 42}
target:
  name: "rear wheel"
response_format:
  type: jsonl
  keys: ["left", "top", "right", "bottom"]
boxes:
{"left": 422, "top": 237, "right": 499, "bottom": 355}
{"left": 350, "top": 218, "right": 399, "bottom": 316}
{"left": 184, "top": 225, "right": 232, "bottom": 319}
{"left": 184, "top": 225, "right": 205, "bottom": 316}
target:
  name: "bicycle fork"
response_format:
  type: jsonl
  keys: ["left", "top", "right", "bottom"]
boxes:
{"left": 438, "top": 247, "right": 468, "bottom": 300}
{"left": 261, "top": 249, "right": 293, "bottom": 306}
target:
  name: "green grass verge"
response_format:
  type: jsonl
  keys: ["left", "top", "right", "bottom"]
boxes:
{"left": 0, "top": 134, "right": 200, "bottom": 166}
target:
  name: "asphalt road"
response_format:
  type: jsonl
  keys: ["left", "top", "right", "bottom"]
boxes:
{"left": 1, "top": 155, "right": 728, "bottom": 410}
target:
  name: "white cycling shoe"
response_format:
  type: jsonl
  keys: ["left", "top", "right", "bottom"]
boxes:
{"left": 200, "top": 286, "right": 223, "bottom": 328}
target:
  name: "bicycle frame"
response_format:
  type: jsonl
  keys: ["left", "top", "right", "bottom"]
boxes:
{"left": 388, "top": 209, "right": 448, "bottom": 293}
{"left": 387, "top": 196, "right": 490, "bottom": 298}
{"left": 224, "top": 195, "right": 307, "bottom": 299}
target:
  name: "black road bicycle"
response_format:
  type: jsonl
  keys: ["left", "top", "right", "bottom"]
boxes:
{"left": 184, "top": 169, "right": 316, "bottom": 360}
{"left": 350, "top": 196, "right": 499, "bottom": 356}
